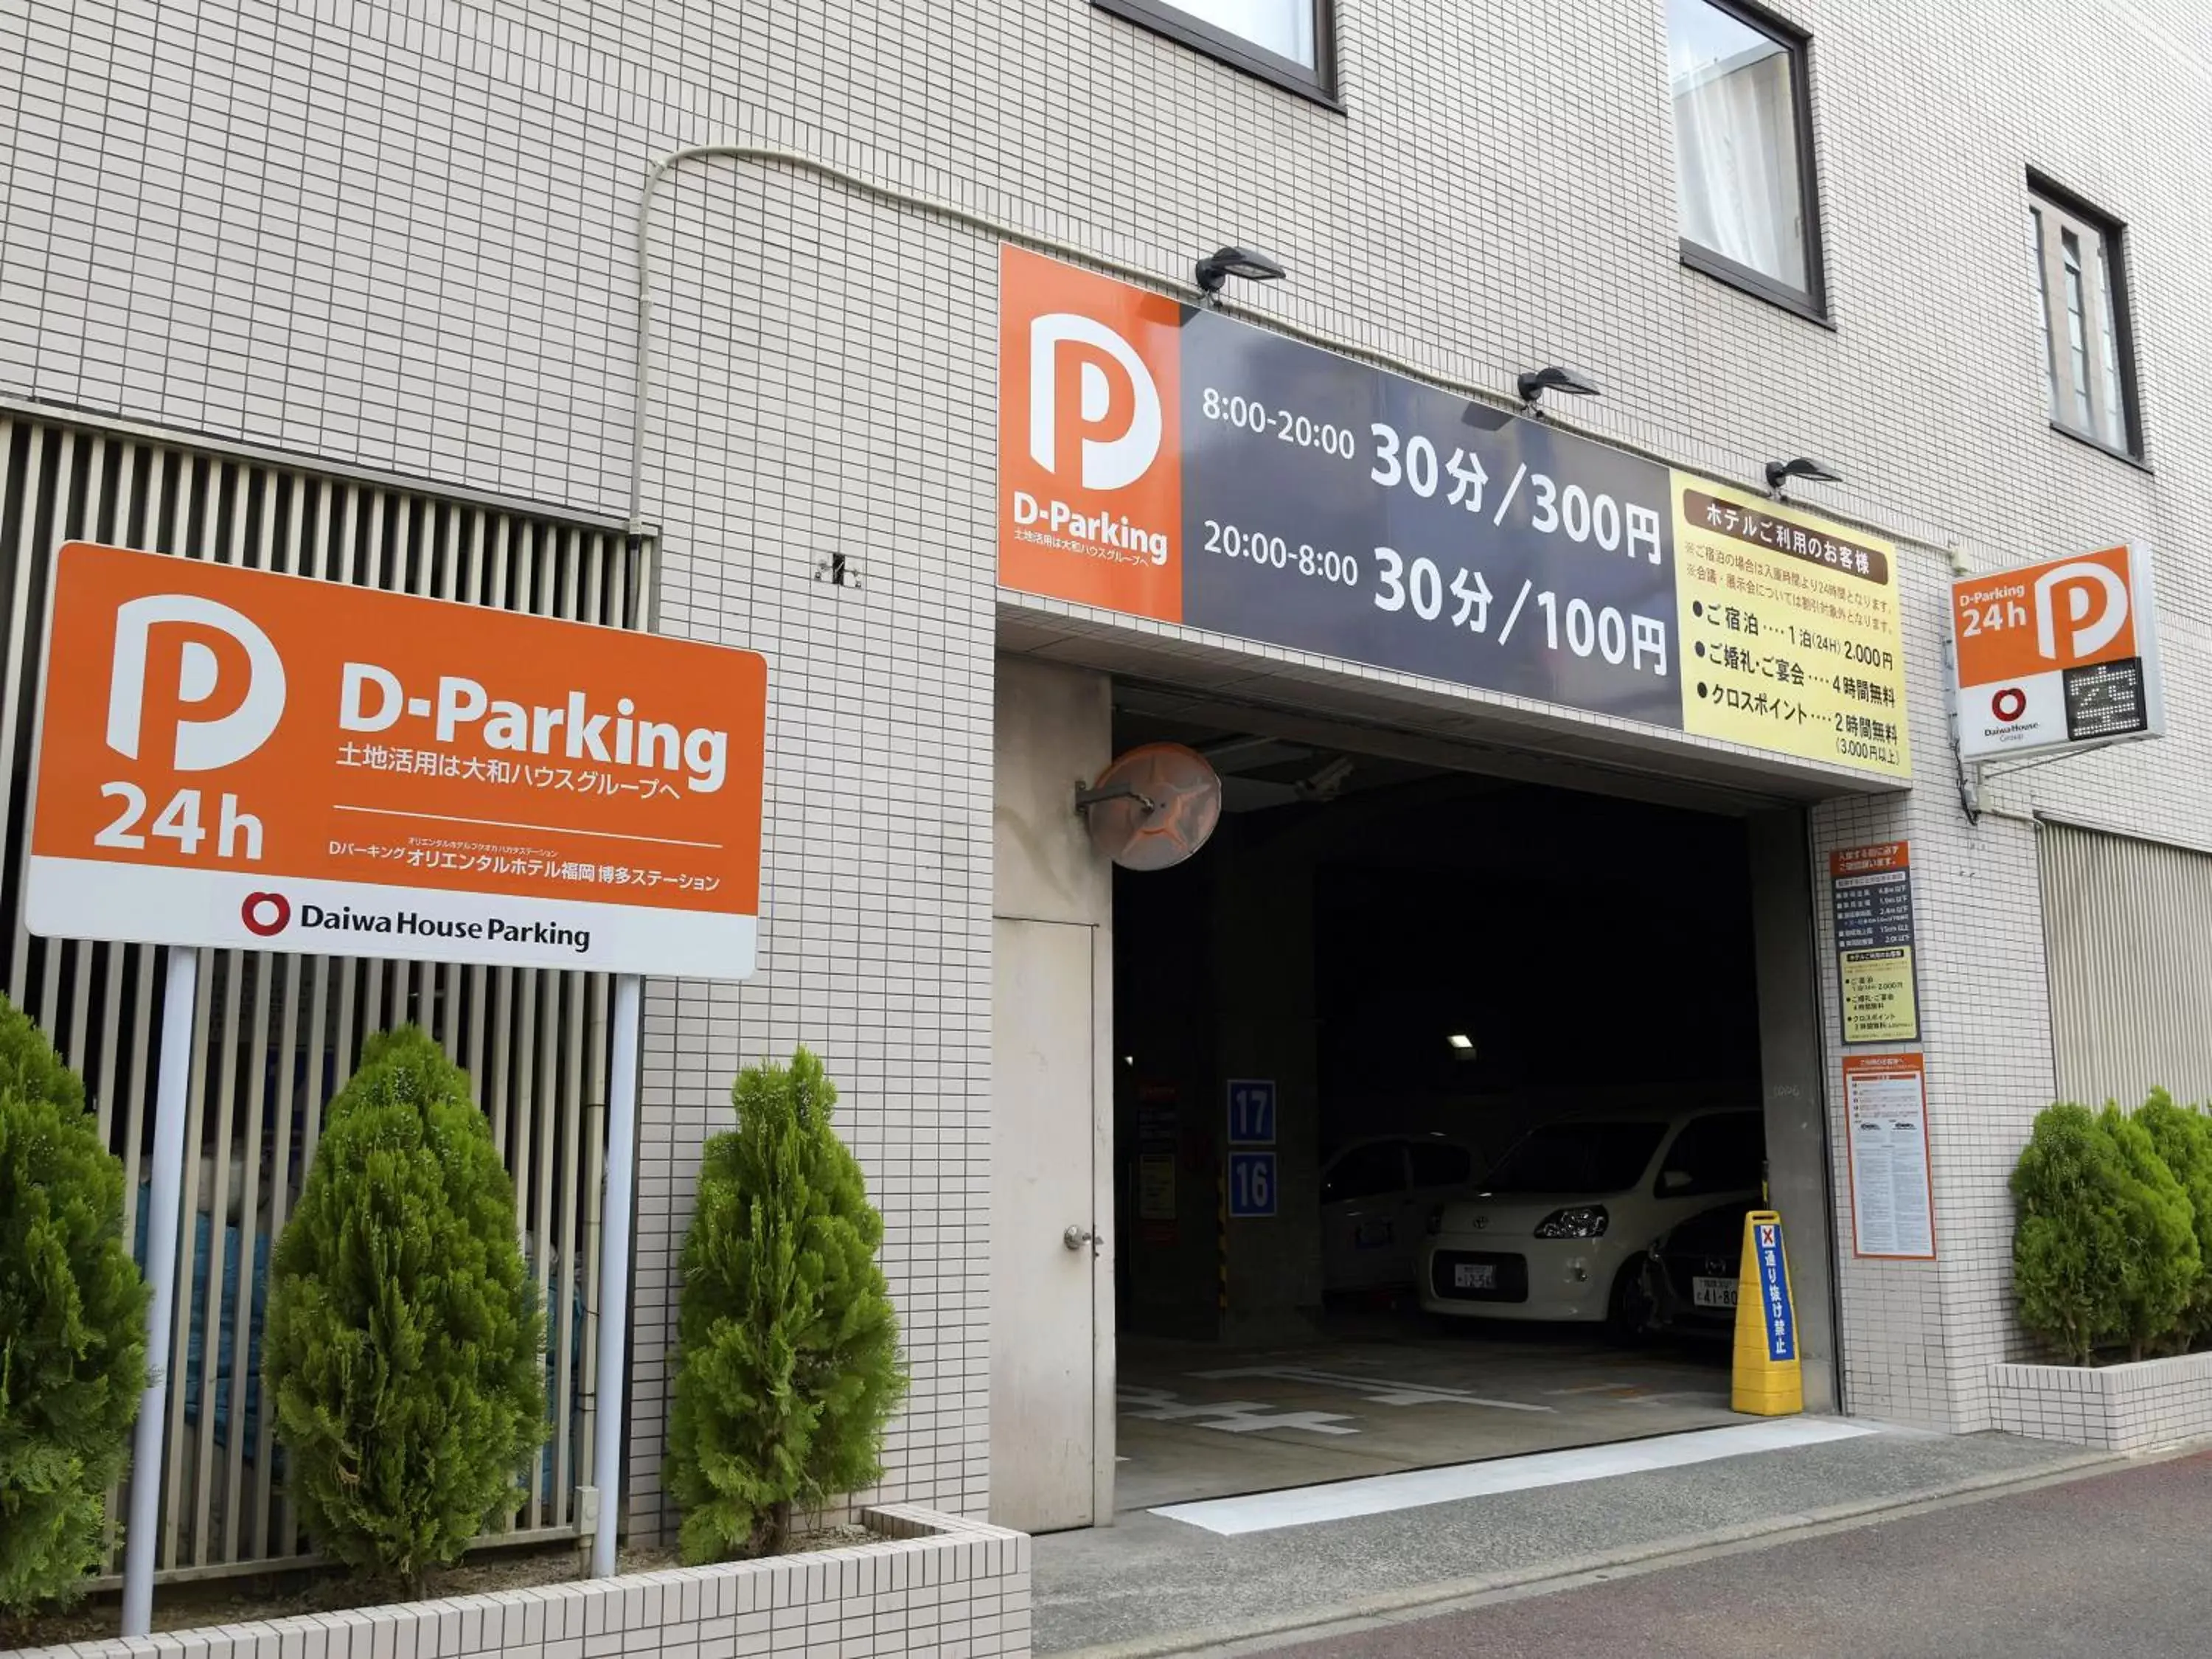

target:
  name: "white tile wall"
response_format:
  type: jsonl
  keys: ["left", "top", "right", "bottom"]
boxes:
{"left": 5, "top": 0, "right": 2210, "bottom": 1514}
{"left": 1991, "top": 1354, "right": 2212, "bottom": 1451}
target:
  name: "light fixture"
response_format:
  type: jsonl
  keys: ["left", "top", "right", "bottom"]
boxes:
{"left": 1195, "top": 246, "right": 1289, "bottom": 300}
{"left": 1447, "top": 1032, "right": 1474, "bottom": 1051}
{"left": 1764, "top": 455, "right": 1844, "bottom": 493}
{"left": 1516, "top": 364, "right": 1602, "bottom": 408}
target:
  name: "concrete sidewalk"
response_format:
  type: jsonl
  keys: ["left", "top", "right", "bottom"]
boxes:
{"left": 1034, "top": 1424, "right": 2113, "bottom": 1656}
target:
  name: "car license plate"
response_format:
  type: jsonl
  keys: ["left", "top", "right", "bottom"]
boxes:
{"left": 1693, "top": 1276, "right": 1737, "bottom": 1310}
{"left": 1453, "top": 1262, "right": 1497, "bottom": 1290}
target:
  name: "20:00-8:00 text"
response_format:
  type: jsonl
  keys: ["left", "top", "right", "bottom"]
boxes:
{"left": 1202, "top": 520, "right": 1361, "bottom": 585}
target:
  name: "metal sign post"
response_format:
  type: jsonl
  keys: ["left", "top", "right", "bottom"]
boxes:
{"left": 590, "top": 973, "right": 643, "bottom": 1578}
{"left": 120, "top": 947, "right": 198, "bottom": 1637}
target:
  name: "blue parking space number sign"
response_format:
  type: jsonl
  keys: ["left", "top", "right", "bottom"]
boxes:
{"left": 1227, "top": 1079, "right": 1276, "bottom": 1145}
{"left": 1228, "top": 1151, "right": 1277, "bottom": 1218}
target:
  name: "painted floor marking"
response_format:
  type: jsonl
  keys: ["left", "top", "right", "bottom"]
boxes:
{"left": 1189, "top": 1364, "right": 1554, "bottom": 1414}
{"left": 1150, "top": 1416, "right": 1878, "bottom": 1535}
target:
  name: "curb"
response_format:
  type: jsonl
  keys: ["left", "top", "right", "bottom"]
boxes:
{"left": 1041, "top": 1444, "right": 2142, "bottom": 1659}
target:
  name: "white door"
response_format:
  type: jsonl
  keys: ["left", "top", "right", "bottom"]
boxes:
{"left": 990, "top": 917, "right": 1098, "bottom": 1532}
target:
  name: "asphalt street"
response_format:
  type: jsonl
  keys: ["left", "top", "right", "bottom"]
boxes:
{"left": 1274, "top": 1449, "right": 2212, "bottom": 1659}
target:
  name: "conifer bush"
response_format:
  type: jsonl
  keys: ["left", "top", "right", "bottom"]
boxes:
{"left": 666, "top": 1048, "right": 906, "bottom": 1562}
{"left": 2097, "top": 1102, "right": 2199, "bottom": 1359}
{"left": 2133, "top": 1090, "right": 2212, "bottom": 1348}
{"left": 262, "top": 1027, "right": 544, "bottom": 1590}
{"left": 2012, "top": 1100, "right": 2198, "bottom": 1363}
{"left": 0, "top": 998, "right": 149, "bottom": 1611}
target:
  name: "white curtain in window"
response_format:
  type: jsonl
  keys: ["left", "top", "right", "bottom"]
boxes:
{"left": 1669, "top": 2, "right": 1806, "bottom": 291}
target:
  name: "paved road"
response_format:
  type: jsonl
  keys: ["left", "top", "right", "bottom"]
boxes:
{"left": 1278, "top": 1450, "right": 2212, "bottom": 1659}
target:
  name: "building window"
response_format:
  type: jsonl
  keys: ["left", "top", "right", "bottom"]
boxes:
{"left": 2029, "top": 184, "right": 2142, "bottom": 458}
{"left": 1666, "top": 0, "right": 1826, "bottom": 318}
{"left": 1092, "top": 0, "right": 1335, "bottom": 105}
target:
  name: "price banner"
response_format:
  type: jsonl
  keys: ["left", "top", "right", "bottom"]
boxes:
{"left": 998, "top": 246, "right": 1910, "bottom": 780}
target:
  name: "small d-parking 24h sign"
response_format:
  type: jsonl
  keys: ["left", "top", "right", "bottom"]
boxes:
{"left": 1951, "top": 543, "right": 2165, "bottom": 763}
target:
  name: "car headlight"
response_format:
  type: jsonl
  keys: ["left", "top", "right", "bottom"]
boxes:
{"left": 1534, "top": 1205, "right": 1609, "bottom": 1239}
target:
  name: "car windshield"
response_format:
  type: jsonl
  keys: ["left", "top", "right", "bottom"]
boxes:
{"left": 1481, "top": 1121, "right": 1669, "bottom": 1194}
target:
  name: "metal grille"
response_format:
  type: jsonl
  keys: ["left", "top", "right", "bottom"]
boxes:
{"left": 2041, "top": 820, "right": 2212, "bottom": 1107}
{"left": 0, "top": 408, "right": 653, "bottom": 1578}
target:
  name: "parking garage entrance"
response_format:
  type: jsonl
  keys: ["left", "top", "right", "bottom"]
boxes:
{"left": 1103, "top": 698, "right": 1835, "bottom": 1515}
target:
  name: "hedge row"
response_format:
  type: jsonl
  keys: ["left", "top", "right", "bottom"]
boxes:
{"left": 2012, "top": 1091, "right": 2212, "bottom": 1364}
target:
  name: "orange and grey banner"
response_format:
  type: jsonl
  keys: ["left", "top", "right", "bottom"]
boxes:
{"left": 996, "top": 246, "right": 1909, "bottom": 780}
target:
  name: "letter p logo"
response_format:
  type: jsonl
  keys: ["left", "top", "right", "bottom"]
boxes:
{"left": 1029, "top": 313, "right": 1163, "bottom": 490}
{"left": 106, "top": 594, "right": 286, "bottom": 771}
{"left": 2033, "top": 560, "right": 2130, "bottom": 665}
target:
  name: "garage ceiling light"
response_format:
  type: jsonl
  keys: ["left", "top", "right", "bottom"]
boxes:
{"left": 1446, "top": 1032, "right": 1474, "bottom": 1051}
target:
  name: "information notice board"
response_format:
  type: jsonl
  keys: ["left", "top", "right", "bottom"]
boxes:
{"left": 1843, "top": 1053, "right": 1935, "bottom": 1260}
{"left": 1831, "top": 841, "right": 1920, "bottom": 1044}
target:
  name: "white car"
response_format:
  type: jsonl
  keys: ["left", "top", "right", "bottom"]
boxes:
{"left": 1419, "top": 1109, "right": 1764, "bottom": 1338}
{"left": 1321, "top": 1133, "right": 1483, "bottom": 1295}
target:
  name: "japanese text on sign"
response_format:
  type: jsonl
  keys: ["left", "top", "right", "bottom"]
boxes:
{"left": 27, "top": 543, "right": 768, "bottom": 977}
{"left": 998, "top": 246, "right": 1912, "bottom": 781}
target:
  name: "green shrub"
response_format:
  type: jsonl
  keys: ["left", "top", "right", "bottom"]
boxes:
{"left": 0, "top": 998, "right": 149, "bottom": 1611}
{"left": 2012, "top": 1100, "right": 2199, "bottom": 1363}
{"left": 666, "top": 1048, "right": 906, "bottom": 1562}
{"left": 2133, "top": 1090, "right": 2212, "bottom": 1349}
{"left": 263, "top": 1027, "right": 545, "bottom": 1590}
{"left": 2098, "top": 1102, "right": 2199, "bottom": 1358}
{"left": 2012, "top": 1102, "right": 2136, "bottom": 1363}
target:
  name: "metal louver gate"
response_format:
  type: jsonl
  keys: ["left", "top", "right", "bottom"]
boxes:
{"left": 2040, "top": 820, "right": 2212, "bottom": 1108}
{"left": 0, "top": 407, "right": 654, "bottom": 1579}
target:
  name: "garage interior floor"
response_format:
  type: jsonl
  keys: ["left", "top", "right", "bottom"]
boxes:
{"left": 1116, "top": 1315, "right": 1742, "bottom": 1511}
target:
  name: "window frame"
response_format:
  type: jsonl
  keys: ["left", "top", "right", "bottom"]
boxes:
{"left": 2028, "top": 173, "right": 2147, "bottom": 464}
{"left": 1091, "top": 0, "right": 1341, "bottom": 109}
{"left": 1668, "top": 0, "right": 1831, "bottom": 325}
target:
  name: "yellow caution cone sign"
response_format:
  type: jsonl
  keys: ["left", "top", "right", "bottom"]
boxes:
{"left": 1731, "top": 1210, "right": 1804, "bottom": 1416}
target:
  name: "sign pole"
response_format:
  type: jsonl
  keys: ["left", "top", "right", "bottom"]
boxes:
{"left": 121, "top": 945, "right": 199, "bottom": 1638}
{"left": 590, "top": 972, "right": 643, "bottom": 1578}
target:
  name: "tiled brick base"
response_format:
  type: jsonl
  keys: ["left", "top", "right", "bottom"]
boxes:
{"left": 2, "top": 1509, "right": 1029, "bottom": 1659}
{"left": 1989, "top": 1353, "right": 2212, "bottom": 1451}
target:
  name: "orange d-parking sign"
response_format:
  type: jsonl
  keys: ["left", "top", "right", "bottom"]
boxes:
{"left": 27, "top": 541, "right": 768, "bottom": 977}
{"left": 1952, "top": 542, "right": 2164, "bottom": 761}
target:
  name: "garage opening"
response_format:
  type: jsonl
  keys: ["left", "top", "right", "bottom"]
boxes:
{"left": 1109, "top": 700, "right": 1822, "bottom": 1512}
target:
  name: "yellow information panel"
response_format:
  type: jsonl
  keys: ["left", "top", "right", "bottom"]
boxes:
{"left": 1673, "top": 476, "right": 1911, "bottom": 779}
{"left": 1840, "top": 945, "right": 1918, "bottom": 1042}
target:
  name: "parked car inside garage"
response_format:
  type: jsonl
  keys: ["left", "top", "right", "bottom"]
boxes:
{"left": 1420, "top": 1108, "right": 1764, "bottom": 1337}
{"left": 1645, "top": 1198, "right": 1760, "bottom": 1337}
{"left": 1321, "top": 1133, "right": 1483, "bottom": 1295}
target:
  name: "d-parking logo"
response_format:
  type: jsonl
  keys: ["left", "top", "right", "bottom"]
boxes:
{"left": 1027, "top": 313, "right": 1164, "bottom": 490}
{"left": 240, "top": 891, "right": 291, "bottom": 936}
